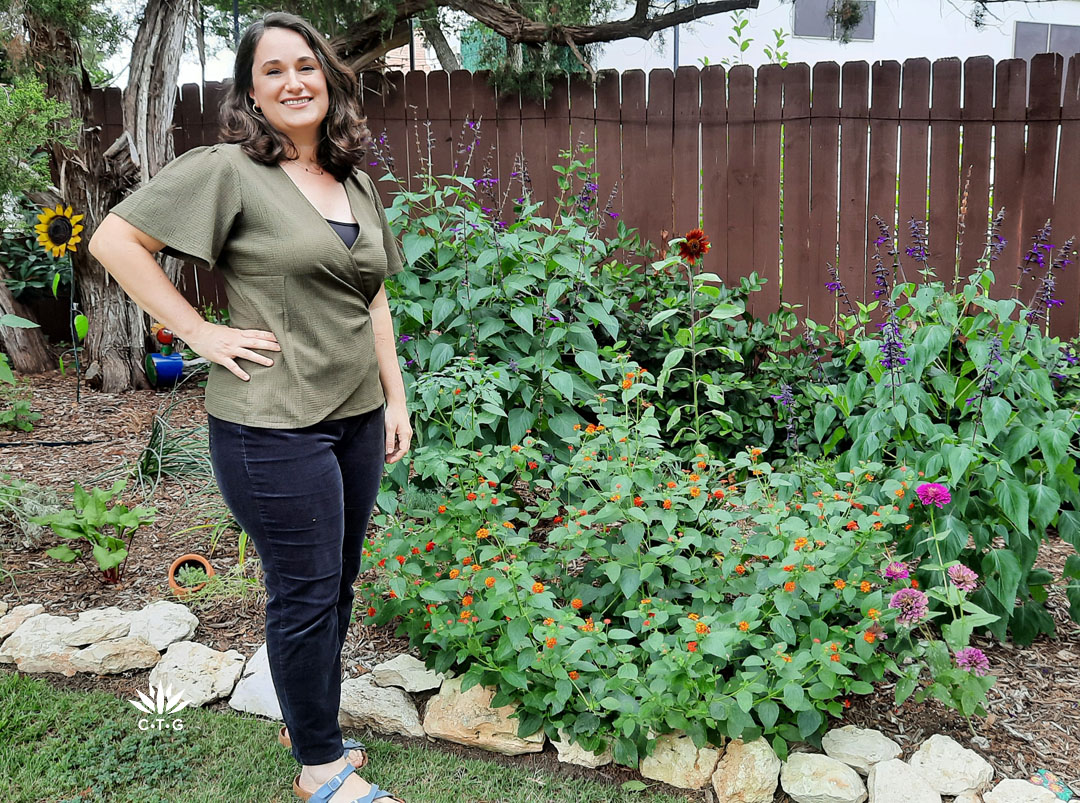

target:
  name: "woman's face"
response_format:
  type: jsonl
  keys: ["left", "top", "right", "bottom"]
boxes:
{"left": 248, "top": 26, "right": 330, "bottom": 144}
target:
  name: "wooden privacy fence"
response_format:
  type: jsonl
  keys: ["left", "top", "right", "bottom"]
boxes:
{"left": 90, "top": 53, "right": 1080, "bottom": 338}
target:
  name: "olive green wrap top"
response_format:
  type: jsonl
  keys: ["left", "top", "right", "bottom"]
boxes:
{"left": 110, "top": 143, "right": 404, "bottom": 428}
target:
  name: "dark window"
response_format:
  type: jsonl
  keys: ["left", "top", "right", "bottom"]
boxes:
{"left": 1015, "top": 21, "right": 1080, "bottom": 60}
{"left": 793, "top": 0, "right": 875, "bottom": 41}
{"left": 1049, "top": 24, "right": 1080, "bottom": 59}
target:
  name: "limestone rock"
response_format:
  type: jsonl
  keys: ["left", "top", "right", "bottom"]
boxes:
{"left": 148, "top": 641, "right": 245, "bottom": 707}
{"left": 0, "top": 603, "right": 46, "bottom": 640}
{"left": 953, "top": 793, "right": 982, "bottom": 803}
{"left": 552, "top": 729, "right": 613, "bottom": 768}
{"left": 70, "top": 636, "right": 160, "bottom": 674}
{"left": 127, "top": 601, "right": 198, "bottom": 651}
{"left": 64, "top": 607, "right": 131, "bottom": 646}
{"left": 228, "top": 643, "right": 282, "bottom": 720}
{"left": 711, "top": 737, "right": 781, "bottom": 803}
{"left": 781, "top": 752, "right": 868, "bottom": 803}
{"left": 640, "top": 731, "right": 723, "bottom": 790}
{"left": 822, "top": 726, "right": 902, "bottom": 775}
{"left": 0, "top": 613, "right": 79, "bottom": 675}
{"left": 983, "top": 780, "right": 1058, "bottom": 803}
{"left": 371, "top": 654, "right": 444, "bottom": 693}
{"left": 422, "top": 676, "right": 544, "bottom": 755}
{"left": 866, "top": 759, "right": 940, "bottom": 803}
{"left": 908, "top": 735, "right": 993, "bottom": 796}
{"left": 0, "top": 601, "right": 7, "bottom": 617}
{"left": 339, "top": 674, "right": 424, "bottom": 738}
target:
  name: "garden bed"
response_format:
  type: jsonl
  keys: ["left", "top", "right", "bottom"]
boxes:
{"left": 2, "top": 370, "right": 1079, "bottom": 797}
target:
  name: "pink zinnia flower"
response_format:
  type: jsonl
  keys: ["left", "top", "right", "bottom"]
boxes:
{"left": 884, "top": 561, "right": 910, "bottom": 580}
{"left": 947, "top": 564, "right": 979, "bottom": 592}
{"left": 955, "top": 647, "right": 990, "bottom": 676}
{"left": 889, "top": 587, "right": 929, "bottom": 625}
{"left": 916, "top": 482, "right": 951, "bottom": 508}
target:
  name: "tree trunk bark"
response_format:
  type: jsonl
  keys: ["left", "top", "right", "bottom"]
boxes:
{"left": 0, "top": 269, "right": 53, "bottom": 373}
{"left": 418, "top": 15, "right": 461, "bottom": 72}
{"left": 25, "top": 0, "right": 193, "bottom": 392}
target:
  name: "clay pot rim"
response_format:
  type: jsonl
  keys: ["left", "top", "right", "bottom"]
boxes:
{"left": 168, "top": 553, "right": 215, "bottom": 598}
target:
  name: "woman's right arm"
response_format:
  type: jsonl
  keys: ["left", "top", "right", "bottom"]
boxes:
{"left": 88, "top": 213, "right": 280, "bottom": 381}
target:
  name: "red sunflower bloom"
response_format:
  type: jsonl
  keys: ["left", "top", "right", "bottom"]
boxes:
{"left": 679, "top": 229, "right": 712, "bottom": 265}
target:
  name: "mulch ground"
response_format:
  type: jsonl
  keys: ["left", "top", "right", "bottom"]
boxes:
{"left": 2, "top": 370, "right": 1079, "bottom": 801}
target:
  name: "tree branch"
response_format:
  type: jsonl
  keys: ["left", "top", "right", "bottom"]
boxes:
{"left": 335, "top": 0, "right": 760, "bottom": 61}
{"left": 418, "top": 13, "right": 461, "bottom": 71}
{"left": 445, "top": 0, "right": 760, "bottom": 43}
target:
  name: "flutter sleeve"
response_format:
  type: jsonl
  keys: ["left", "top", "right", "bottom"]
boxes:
{"left": 109, "top": 145, "right": 241, "bottom": 270}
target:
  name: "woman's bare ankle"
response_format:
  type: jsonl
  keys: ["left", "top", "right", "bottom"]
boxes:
{"left": 301, "top": 756, "right": 348, "bottom": 785}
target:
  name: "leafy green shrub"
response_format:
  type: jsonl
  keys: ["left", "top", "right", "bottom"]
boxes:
{"left": 174, "top": 565, "right": 208, "bottom": 588}
{"left": 799, "top": 215, "right": 1080, "bottom": 643}
{"left": 34, "top": 481, "right": 156, "bottom": 584}
{"left": 368, "top": 362, "right": 995, "bottom": 763}
{"left": 380, "top": 131, "right": 662, "bottom": 489}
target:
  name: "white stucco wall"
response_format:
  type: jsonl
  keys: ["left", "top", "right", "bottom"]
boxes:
{"left": 596, "top": 0, "right": 1080, "bottom": 72}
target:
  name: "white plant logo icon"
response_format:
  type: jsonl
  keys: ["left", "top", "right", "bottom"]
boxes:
{"left": 128, "top": 682, "right": 189, "bottom": 731}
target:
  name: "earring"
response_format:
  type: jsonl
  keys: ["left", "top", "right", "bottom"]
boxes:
{"left": 251, "top": 101, "right": 263, "bottom": 115}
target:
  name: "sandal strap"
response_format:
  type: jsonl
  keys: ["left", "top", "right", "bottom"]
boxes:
{"left": 352, "top": 784, "right": 399, "bottom": 803}
{"left": 341, "top": 738, "right": 368, "bottom": 751}
{"left": 308, "top": 763, "right": 358, "bottom": 803}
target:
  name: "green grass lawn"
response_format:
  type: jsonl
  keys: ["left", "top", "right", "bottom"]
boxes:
{"left": 0, "top": 670, "right": 696, "bottom": 803}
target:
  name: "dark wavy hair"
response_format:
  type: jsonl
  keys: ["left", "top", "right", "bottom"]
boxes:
{"left": 219, "top": 12, "right": 369, "bottom": 182}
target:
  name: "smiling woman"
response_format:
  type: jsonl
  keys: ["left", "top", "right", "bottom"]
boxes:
{"left": 86, "top": 11, "right": 410, "bottom": 803}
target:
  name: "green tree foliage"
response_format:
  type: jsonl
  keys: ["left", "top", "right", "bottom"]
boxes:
{"left": 0, "top": 75, "right": 78, "bottom": 196}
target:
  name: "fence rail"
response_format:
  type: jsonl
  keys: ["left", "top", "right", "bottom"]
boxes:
{"left": 90, "top": 53, "right": 1080, "bottom": 338}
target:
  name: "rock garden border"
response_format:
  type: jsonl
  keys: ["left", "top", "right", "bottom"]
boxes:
{"left": 1, "top": 598, "right": 1073, "bottom": 802}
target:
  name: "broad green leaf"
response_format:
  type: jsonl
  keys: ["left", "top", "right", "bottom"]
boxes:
{"left": 428, "top": 342, "right": 454, "bottom": 372}
{"left": 980, "top": 397, "right": 1011, "bottom": 444}
{"left": 1028, "top": 483, "right": 1060, "bottom": 532}
{"left": 982, "top": 549, "right": 1022, "bottom": 614}
{"left": 574, "top": 350, "right": 603, "bottom": 380}
{"left": 510, "top": 306, "right": 534, "bottom": 335}
{"left": 0, "top": 314, "right": 39, "bottom": 329}
{"left": 995, "top": 479, "right": 1029, "bottom": 537}
{"left": 74, "top": 314, "right": 88, "bottom": 341}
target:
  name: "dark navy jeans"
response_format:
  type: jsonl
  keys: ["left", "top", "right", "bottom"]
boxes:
{"left": 208, "top": 405, "right": 385, "bottom": 765}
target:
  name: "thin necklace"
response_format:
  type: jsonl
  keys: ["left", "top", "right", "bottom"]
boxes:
{"left": 289, "top": 159, "right": 324, "bottom": 176}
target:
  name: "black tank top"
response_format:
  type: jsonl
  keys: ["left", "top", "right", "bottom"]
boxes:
{"left": 326, "top": 219, "right": 359, "bottom": 248}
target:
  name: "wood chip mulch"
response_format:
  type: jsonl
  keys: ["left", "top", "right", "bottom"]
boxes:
{"left": 2, "top": 371, "right": 1079, "bottom": 800}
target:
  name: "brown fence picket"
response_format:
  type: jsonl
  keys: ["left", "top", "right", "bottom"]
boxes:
{"left": 700, "top": 65, "right": 728, "bottom": 284}
{"left": 175, "top": 83, "right": 201, "bottom": 156}
{"left": 472, "top": 71, "right": 499, "bottom": 190}
{"left": 959, "top": 56, "right": 995, "bottom": 272}
{"left": 1054, "top": 56, "right": 1080, "bottom": 339}
{"left": 1020, "top": 53, "right": 1064, "bottom": 306}
{"left": 866, "top": 60, "right": 900, "bottom": 302}
{"left": 752, "top": 63, "right": 783, "bottom": 317}
{"left": 620, "top": 71, "right": 649, "bottom": 249}
{"left": 519, "top": 78, "right": 548, "bottom": 208}
{"left": 672, "top": 67, "right": 700, "bottom": 238}
{"left": 809, "top": 62, "right": 840, "bottom": 320}
{"left": 993, "top": 59, "right": 1027, "bottom": 287}
{"left": 404, "top": 70, "right": 427, "bottom": 185}
{"left": 594, "top": 70, "right": 624, "bottom": 225}
{"left": 102, "top": 87, "right": 124, "bottom": 158}
{"left": 545, "top": 75, "right": 572, "bottom": 211}
{"left": 838, "top": 61, "right": 870, "bottom": 302}
{"left": 569, "top": 76, "right": 596, "bottom": 159}
{"left": 426, "top": 71, "right": 454, "bottom": 180}
{"left": 645, "top": 69, "right": 675, "bottom": 239}
{"left": 727, "top": 65, "right": 756, "bottom": 286}
{"left": 898, "top": 59, "right": 930, "bottom": 259}
{"left": 929, "top": 58, "right": 962, "bottom": 285}
{"left": 781, "top": 64, "right": 812, "bottom": 317}
{"left": 203, "top": 82, "right": 226, "bottom": 145}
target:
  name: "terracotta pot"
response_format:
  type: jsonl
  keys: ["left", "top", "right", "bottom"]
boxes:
{"left": 168, "top": 553, "right": 215, "bottom": 598}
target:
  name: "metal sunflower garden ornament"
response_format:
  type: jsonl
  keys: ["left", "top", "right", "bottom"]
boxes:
{"left": 35, "top": 204, "right": 84, "bottom": 258}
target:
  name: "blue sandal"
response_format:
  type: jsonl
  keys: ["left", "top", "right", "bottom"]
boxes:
{"left": 279, "top": 726, "right": 369, "bottom": 769}
{"left": 292, "top": 761, "right": 403, "bottom": 803}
